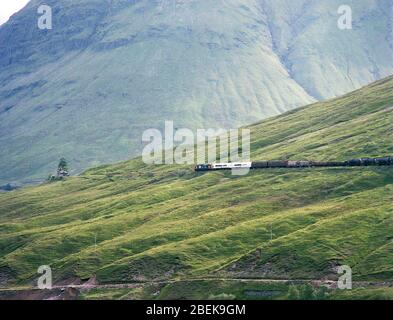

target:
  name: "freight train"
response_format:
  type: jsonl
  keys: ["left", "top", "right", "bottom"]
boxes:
{"left": 194, "top": 157, "right": 393, "bottom": 171}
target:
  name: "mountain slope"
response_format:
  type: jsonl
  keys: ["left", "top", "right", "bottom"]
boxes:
{"left": 0, "top": 0, "right": 392, "bottom": 185}
{"left": 0, "top": 76, "right": 392, "bottom": 293}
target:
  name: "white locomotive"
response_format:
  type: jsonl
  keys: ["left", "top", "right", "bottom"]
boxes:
{"left": 195, "top": 162, "right": 251, "bottom": 171}
{"left": 211, "top": 162, "right": 252, "bottom": 169}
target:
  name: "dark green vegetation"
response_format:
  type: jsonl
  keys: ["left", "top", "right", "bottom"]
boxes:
{"left": 0, "top": 76, "right": 393, "bottom": 299}
{"left": 1, "top": 0, "right": 392, "bottom": 184}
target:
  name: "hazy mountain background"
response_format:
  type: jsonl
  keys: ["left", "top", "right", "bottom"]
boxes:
{"left": 0, "top": 0, "right": 392, "bottom": 185}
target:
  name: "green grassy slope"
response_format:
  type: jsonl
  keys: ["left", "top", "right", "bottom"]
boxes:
{"left": 0, "top": 76, "right": 393, "bottom": 293}
{"left": 78, "top": 281, "right": 393, "bottom": 300}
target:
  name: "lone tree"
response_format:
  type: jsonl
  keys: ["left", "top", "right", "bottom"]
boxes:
{"left": 58, "top": 157, "right": 68, "bottom": 170}
{"left": 57, "top": 158, "right": 69, "bottom": 177}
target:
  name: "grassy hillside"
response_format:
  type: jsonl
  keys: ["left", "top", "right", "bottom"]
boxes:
{"left": 1, "top": 0, "right": 392, "bottom": 185}
{"left": 0, "top": 76, "right": 393, "bottom": 299}
{"left": 77, "top": 281, "right": 393, "bottom": 300}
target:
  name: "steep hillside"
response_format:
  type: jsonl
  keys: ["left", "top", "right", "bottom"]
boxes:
{"left": 0, "top": 77, "right": 392, "bottom": 299}
{"left": 0, "top": 0, "right": 392, "bottom": 185}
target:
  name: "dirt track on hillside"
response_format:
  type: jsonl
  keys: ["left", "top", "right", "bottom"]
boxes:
{"left": 1, "top": 277, "right": 392, "bottom": 300}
